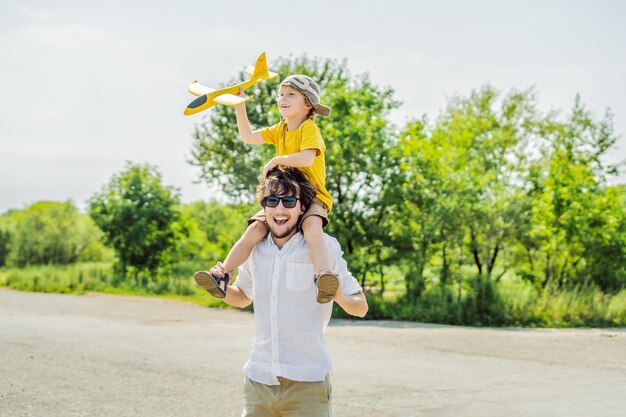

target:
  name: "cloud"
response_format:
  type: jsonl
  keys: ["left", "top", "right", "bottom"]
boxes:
{"left": 15, "top": 4, "right": 59, "bottom": 21}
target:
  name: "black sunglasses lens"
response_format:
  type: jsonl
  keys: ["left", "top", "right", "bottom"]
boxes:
{"left": 282, "top": 197, "right": 297, "bottom": 208}
{"left": 265, "top": 196, "right": 279, "bottom": 207}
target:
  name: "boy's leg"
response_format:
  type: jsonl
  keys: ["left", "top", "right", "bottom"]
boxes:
{"left": 301, "top": 215, "right": 331, "bottom": 273}
{"left": 222, "top": 220, "right": 269, "bottom": 274}
{"left": 301, "top": 215, "right": 338, "bottom": 304}
{"left": 194, "top": 220, "right": 268, "bottom": 298}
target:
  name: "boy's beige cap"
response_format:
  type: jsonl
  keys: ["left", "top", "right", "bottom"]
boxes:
{"left": 280, "top": 75, "right": 331, "bottom": 117}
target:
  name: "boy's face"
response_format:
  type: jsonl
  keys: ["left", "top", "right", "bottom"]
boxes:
{"left": 263, "top": 188, "right": 304, "bottom": 240}
{"left": 278, "top": 85, "right": 312, "bottom": 120}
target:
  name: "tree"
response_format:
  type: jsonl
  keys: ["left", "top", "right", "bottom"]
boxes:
{"left": 431, "top": 87, "right": 538, "bottom": 279}
{"left": 388, "top": 118, "right": 452, "bottom": 299}
{"left": 0, "top": 210, "right": 16, "bottom": 266}
{"left": 88, "top": 163, "right": 180, "bottom": 278}
{"left": 5, "top": 201, "right": 103, "bottom": 266}
{"left": 189, "top": 55, "right": 400, "bottom": 282}
{"left": 390, "top": 87, "right": 539, "bottom": 299}
{"left": 165, "top": 201, "right": 255, "bottom": 266}
{"left": 528, "top": 97, "right": 624, "bottom": 290}
{"left": 578, "top": 185, "right": 626, "bottom": 291}
{"left": 0, "top": 229, "right": 9, "bottom": 266}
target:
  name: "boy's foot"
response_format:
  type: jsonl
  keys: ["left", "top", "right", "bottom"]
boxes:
{"left": 314, "top": 272, "right": 339, "bottom": 304}
{"left": 194, "top": 270, "right": 230, "bottom": 299}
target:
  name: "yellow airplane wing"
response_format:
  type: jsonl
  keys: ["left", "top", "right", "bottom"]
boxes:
{"left": 188, "top": 81, "right": 214, "bottom": 96}
{"left": 188, "top": 81, "right": 252, "bottom": 106}
{"left": 244, "top": 65, "right": 279, "bottom": 80}
{"left": 214, "top": 93, "right": 252, "bottom": 106}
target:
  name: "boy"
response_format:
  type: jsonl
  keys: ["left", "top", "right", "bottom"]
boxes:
{"left": 195, "top": 74, "right": 338, "bottom": 303}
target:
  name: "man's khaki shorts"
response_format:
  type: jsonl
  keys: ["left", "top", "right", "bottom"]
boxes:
{"left": 242, "top": 374, "right": 332, "bottom": 417}
{"left": 247, "top": 197, "right": 329, "bottom": 229}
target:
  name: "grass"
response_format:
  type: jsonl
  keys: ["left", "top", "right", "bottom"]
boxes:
{"left": 535, "top": 284, "right": 626, "bottom": 327}
{"left": 2, "top": 262, "right": 625, "bottom": 327}
{"left": 0, "top": 263, "right": 226, "bottom": 309}
{"left": 337, "top": 271, "right": 626, "bottom": 327}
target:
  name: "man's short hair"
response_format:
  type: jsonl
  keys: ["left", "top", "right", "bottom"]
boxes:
{"left": 256, "top": 166, "right": 317, "bottom": 211}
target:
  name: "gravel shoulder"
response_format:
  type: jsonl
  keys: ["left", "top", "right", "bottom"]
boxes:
{"left": 1, "top": 289, "right": 625, "bottom": 417}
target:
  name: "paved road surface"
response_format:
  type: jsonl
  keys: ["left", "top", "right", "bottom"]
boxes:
{"left": 1, "top": 289, "right": 625, "bottom": 417}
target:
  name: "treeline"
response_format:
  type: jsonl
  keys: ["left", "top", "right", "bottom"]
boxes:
{"left": 1, "top": 55, "right": 625, "bottom": 326}
{"left": 0, "top": 174, "right": 254, "bottom": 280}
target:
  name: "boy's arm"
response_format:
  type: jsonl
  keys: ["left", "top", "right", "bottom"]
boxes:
{"left": 235, "top": 102, "right": 264, "bottom": 144}
{"left": 263, "top": 149, "right": 317, "bottom": 177}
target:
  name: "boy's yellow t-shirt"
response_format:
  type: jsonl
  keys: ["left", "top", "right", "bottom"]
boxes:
{"left": 261, "top": 119, "right": 332, "bottom": 212}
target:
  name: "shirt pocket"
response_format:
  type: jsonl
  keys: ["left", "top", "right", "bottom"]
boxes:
{"left": 286, "top": 262, "right": 314, "bottom": 292}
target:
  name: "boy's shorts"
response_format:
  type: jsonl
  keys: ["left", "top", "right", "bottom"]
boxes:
{"left": 242, "top": 374, "right": 332, "bottom": 417}
{"left": 247, "top": 197, "right": 329, "bottom": 229}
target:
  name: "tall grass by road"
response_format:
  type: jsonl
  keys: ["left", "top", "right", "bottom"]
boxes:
{"left": 1, "top": 263, "right": 625, "bottom": 327}
{"left": 0, "top": 263, "right": 223, "bottom": 308}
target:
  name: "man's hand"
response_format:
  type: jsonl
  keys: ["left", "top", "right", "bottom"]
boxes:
{"left": 333, "top": 281, "right": 368, "bottom": 318}
{"left": 210, "top": 261, "right": 229, "bottom": 278}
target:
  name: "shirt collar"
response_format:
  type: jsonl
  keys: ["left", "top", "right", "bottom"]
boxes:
{"left": 266, "top": 231, "right": 304, "bottom": 250}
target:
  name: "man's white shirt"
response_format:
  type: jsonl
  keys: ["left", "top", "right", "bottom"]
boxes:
{"left": 233, "top": 232, "right": 363, "bottom": 385}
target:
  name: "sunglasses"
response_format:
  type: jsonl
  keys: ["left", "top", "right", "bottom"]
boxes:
{"left": 263, "top": 195, "right": 299, "bottom": 209}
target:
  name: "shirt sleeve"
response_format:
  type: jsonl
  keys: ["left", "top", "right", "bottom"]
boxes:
{"left": 233, "top": 259, "right": 254, "bottom": 300}
{"left": 261, "top": 122, "right": 281, "bottom": 145}
{"left": 326, "top": 236, "right": 363, "bottom": 296}
{"left": 299, "top": 121, "right": 325, "bottom": 156}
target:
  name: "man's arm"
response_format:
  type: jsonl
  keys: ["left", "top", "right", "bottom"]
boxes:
{"left": 223, "top": 284, "right": 252, "bottom": 308}
{"left": 334, "top": 288, "right": 368, "bottom": 318}
{"left": 328, "top": 238, "right": 369, "bottom": 318}
{"left": 209, "top": 262, "right": 253, "bottom": 308}
{"left": 235, "top": 102, "right": 264, "bottom": 144}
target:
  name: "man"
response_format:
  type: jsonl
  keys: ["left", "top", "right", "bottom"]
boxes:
{"left": 200, "top": 166, "right": 368, "bottom": 416}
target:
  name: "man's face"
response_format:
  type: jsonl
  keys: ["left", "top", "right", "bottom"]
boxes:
{"left": 263, "top": 191, "right": 304, "bottom": 240}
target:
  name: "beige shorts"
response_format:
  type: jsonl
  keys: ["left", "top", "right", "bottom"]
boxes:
{"left": 247, "top": 197, "right": 329, "bottom": 229}
{"left": 242, "top": 374, "right": 332, "bottom": 417}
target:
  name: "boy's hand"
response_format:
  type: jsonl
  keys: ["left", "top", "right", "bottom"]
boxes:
{"left": 232, "top": 87, "right": 245, "bottom": 110}
{"left": 263, "top": 157, "right": 279, "bottom": 178}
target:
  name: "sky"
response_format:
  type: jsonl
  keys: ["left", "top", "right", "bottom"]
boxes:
{"left": 1, "top": 0, "right": 625, "bottom": 213}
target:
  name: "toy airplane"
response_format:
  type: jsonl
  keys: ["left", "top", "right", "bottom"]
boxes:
{"left": 184, "top": 52, "right": 279, "bottom": 116}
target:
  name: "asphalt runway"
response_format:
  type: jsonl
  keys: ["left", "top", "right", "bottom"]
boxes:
{"left": 1, "top": 289, "right": 625, "bottom": 417}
